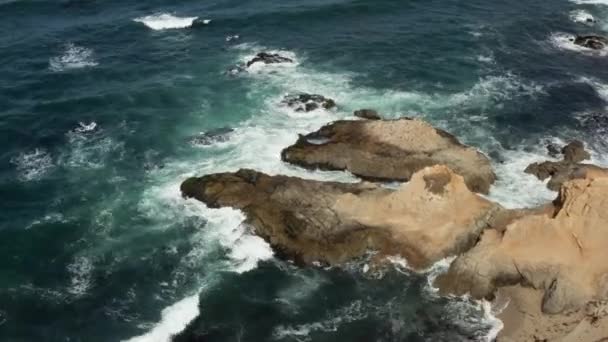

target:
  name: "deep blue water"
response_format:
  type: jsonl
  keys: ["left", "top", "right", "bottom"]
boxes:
{"left": 2, "top": 0, "right": 608, "bottom": 341}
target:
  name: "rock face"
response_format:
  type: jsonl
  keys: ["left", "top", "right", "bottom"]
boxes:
{"left": 436, "top": 172, "right": 608, "bottom": 315}
{"left": 181, "top": 165, "right": 504, "bottom": 269}
{"left": 281, "top": 118, "right": 496, "bottom": 193}
{"left": 282, "top": 93, "right": 336, "bottom": 112}
{"left": 525, "top": 140, "right": 607, "bottom": 190}
{"left": 354, "top": 109, "right": 381, "bottom": 120}
{"left": 246, "top": 52, "right": 293, "bottom": 67}
{"left": 573, "top": 35, "right": 608, "bottom": 50}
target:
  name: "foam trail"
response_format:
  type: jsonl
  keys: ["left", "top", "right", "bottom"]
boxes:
{"left": 123, "top": 293, "right": 200, "bottom": 342}
{"left": 134, "top": 14, "right": 200, "bottom": 30}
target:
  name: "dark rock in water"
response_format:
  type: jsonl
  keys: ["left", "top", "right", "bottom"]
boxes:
{"left": 181, "top": 166, "right": 502, "bottom": 269}
{"left": 190, "top": 127, "right": 234, "bottom": 146}
{"left": 281, "top": 93, "right": 336, "bottom": 112}
{"left": 562, "top": 140, "right": 590, "bottom": 163}
{"left": 587, "top": 18, "right": 595, "bottom": 23}
{"left": 246, "top": 52, "right": 293, "bottom": 67}
{"left": 573, "top": 35, "right": 608, "bottom": 50}
{"left": 280, "top": 118, "right": 496, "bottom": 194}
{"left": 525, "top": 140, "right": 605, "bottom": 190}
{"left": 546, "top": 142, "right": 561, "bottom": 158}
{"left": 354, "top": 109, "right": 381, "bottom": 120}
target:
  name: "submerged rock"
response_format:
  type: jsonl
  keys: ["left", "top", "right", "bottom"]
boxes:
{"left": 437, "top": 171, "right": 608, "bottom": 316}
{"left": 573, "top": 35, "right": 608, "bottom": 50}
{"left": 281, "top": 93, "right": 336, "bottom": 112}
{"left": 525, "top": 140, "right": 606, "bottom": 190}
{"left": 181, "top": 165, "right": 504, "bottom": 269}
{"left": 190, "top": 127, "right": 234, "bottom": 146}
{"left": 281, "top": 118, "right": 496, "bottom": 194}
{"left": 246, "top": 52, "right": 293, "bottom": 67}
{"left": 354, "top": 109, "right": 381, "bottom": 120}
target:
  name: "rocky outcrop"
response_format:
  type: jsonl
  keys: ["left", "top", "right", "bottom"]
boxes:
{"left": 354, "top": 109, "right": 381, "bottom": 120}
{"left": 190, "top": 127, "right": 234, "bottom": 146}
{"left": 246, "top": 52, "right": 293, "bottom": 67}
{"left": 181, "top": 165, "right": 505, "bottom": 269}
{"left": 281, "top": 93, "right": 336, "bottom": 112}
{"left": 525, "top": 140, "right": 608, "bottom": 190}
{"left": 573, "top": 35, "right": 608, "bottom": 50}
{"left": 436, "top": 172, "right": 608, "bottom": 316}
{"left": 281, "top": 118, "right": 496, "bottom": 193}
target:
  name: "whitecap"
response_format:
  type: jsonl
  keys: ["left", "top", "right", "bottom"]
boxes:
{"left": 74, "top": 121, "right": 98, "bottom": 134}
{"left": 11, "top": 148, "right": 54, "bottom": 181}
{"left": 570, "top": 0, "right": 608, "bottom": 4}
{"left": 49, "top": 43, "right": 98, "bottom": 72}
{"left": 570, "top": 10, "right": 596, "bottom": 24}
{"left": 134, "top": 13, "right": 199, "bottom": 30}
{"left": 123, "top": 293, "right": 200, "bottom": 342}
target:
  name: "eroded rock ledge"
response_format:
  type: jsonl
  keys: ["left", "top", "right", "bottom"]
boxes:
{"left": 181, "top": 165, "right": 506, "bottom": 269}
{"left": 436, "top": 172, "right": 608, "bottom": 316}
{"left": 280, "top": 118, "right": 496, "bottom": 194}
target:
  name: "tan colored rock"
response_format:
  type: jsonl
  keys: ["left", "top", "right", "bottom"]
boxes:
{"left": 280, "top": 118, "right": 496, "bottom": 193}
{"left": 526, "top": 140, "right": 608, "bottom": 191}
{"left": 437, "top": 174, "right": 608, "bottom": 316}
{"left": 495, "top": 286, "right": 608, "bottom": 342}
{"left": 181, "top": 165, "right": 504, "bottom": 269}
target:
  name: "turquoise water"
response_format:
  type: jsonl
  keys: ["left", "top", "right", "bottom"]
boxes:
{"left": 2, "top": 0, "right": 608, "bottom": 341}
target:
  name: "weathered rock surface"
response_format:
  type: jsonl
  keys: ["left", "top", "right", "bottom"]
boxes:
{"left": 281, "top": 118, "right": 496, "bottom": 193}
{"left": 495, "top": 286, "right": 608, "bottom": 342}
{"left": 436, "top": 172, "right": 608, "bottom": 316}
{"left": 246, "top": 52, "right": 293, "bottom": 67}
{"left": 573, "top": 35, "right": 608, "bottom": 50}
{"left": 181, "top": 165, "right": 505, "bottom": 269}
{"left": 282, "top": 93, "right": 336, "bottom": 112}
{"left": 525, "top": 140, "right": 607, "bottom": 190}
{"left": 354, "top": 109, "right": 381, "bottom": 120}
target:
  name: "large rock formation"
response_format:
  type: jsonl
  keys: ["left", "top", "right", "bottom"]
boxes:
{"left": 436, "top": 172, "right": 608, "bottom": 316}
{"left": 181, "top": 165, "right": 505, "bottom": 269}
{"left": 525, "top": 140, "right": 608, "bottom": 191}
{"left": 281, "top": 118, "right": 496, "bottom": 193}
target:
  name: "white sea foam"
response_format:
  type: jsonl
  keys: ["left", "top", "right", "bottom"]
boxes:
{"left": 11, "top": 148, "right": 54, "bottom": 181}
{"left": 570, "top": 10, "right": 596, "bottom": 24}
{"left": 123, "top": 293, "right": 200, "bottom": 342}
{"left": 571, "top": 0, "right": 608, "bottom": 4}
{"left": 66, "top": 256, "right": 94, "bottom": 297}
{"left": 49, "top": 43, "right": 98, "bottom": 72}
{"left": 62, "top": 123, "right": 123, "bottom": 170}
{"left": 488, "top": 148, "right": 558, "bottom": 208}
{"left": 74, "top": 121, "right": 98, "bottom": 133}
{"left": 550, "top": 32, "right": 608, "bottom": 56}
{"left": 134, "top": 14, "right": 200, "bottom": 30}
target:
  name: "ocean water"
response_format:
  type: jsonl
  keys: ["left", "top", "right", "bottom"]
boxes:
{"left": 2, "top": 0, "right": 608, "bottom": 341}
